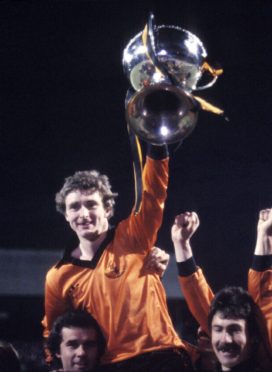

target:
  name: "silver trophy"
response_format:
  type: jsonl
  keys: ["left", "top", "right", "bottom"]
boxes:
{"left": 123, "top": 14, "right": 223, "bottom": 145}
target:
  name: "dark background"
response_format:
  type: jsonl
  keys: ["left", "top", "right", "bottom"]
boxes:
{"left": 1, "top": 0, "right": 272, "bottom": 304}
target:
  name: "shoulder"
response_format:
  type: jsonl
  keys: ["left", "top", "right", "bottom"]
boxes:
{"left": 46, "top": 262, "right": 74, "bottom": 286}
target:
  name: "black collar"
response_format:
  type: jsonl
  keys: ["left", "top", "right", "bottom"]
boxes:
{"left": 55, "top": 227, "right": 115, "bottom": 269}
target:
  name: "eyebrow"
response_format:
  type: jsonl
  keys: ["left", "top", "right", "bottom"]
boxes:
{"left": 64, "top": 339, "right": 98, "bottom": 345}
{"left": 212, "top": 323, "right": 243, "bottom": 329}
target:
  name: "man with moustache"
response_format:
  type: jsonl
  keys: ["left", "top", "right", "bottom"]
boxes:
{"left": 171, "top": 211, "right": 272, "bottom": 371}
{"left": 208, "top": 286, "right": 268, "bottom": 371}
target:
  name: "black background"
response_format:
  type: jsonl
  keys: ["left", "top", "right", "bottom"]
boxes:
{"left": 1, "top": 0, "right": 272, "bottom": 293}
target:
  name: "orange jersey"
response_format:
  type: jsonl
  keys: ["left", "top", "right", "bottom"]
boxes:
{"left": 43, "top": 156, "right": 193, "bottom": 364}
{"left": 178, "top": 266, "right": 214, "bottom": 336}
{"left": 248, "top": 268, "right": 272, "bottom": 346}
{"left": 178, "top": 265, "right": 272, "bottom": 339}
{"left": 178, "top": 259, "right": 272, "bottom": 368}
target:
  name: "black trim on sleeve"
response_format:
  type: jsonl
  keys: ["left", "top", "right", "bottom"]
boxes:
{"left": 251, "top": 254, "right": 272, "bottom": 272}
{"left": 177, "top": 257, "right": 197, "bottom": 276}
{"left": 147, "top": 144, "right": 169, "bottom": 160}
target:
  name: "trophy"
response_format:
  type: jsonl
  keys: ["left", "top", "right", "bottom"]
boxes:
{"left": 123, "top": 13, "right": 223, "bottom": 145}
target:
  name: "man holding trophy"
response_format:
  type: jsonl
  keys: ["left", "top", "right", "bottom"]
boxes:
{"left": 42, "top": 15, "right": 223, "bottom": 371}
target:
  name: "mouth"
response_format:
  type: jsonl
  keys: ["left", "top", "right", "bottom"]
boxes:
{"left": 73, "top": 361, "right": 89, "bottom": 370}
{"left": 220, "top": 350, "right": 238, "bottom": 357}
{"left": 78, "top": 221, "right": 94, "bottom": 228}
{"left": 217, "top": 345, "right": 240, "bottom": 357}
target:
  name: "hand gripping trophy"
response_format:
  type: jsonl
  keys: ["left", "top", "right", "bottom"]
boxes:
{"left": 123, "top": 13, "right": 224, "bottom": 145}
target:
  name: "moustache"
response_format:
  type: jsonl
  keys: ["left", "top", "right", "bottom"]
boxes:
{"left": 217, "top": 343, "right": 241, "bottom": 353}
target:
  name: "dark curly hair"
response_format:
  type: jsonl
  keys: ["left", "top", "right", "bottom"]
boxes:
{"left": 208, "top": 286, "right": 272, "bottom": 368}
{"left": 47, "top": 310, "right": 106, "bottom": 369}
{"left": 55, "top": 170, "right": 118, "bottom": 217}
{"left": 208, "top": 287, "right": 262, "bottom": 338}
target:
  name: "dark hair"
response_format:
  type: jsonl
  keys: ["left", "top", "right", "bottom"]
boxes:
{"left": 0, "top": 341, "right": 21, "bottom": 372}
{"left": 47, "top": 310, "right": 106, "bottom": 367}
{"left": 55, "top": 170, "right": 118, "bottom": 216}
{"left": 208, "top": 286, "right": 272, "bottom": 368}
{"left": 208, "top": 286, "right": 262, "bottom": 340}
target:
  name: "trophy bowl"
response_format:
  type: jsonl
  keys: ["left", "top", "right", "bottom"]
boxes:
{"left": 126, "top": 83, "right": 199, "bottom": 145}
{"left": 123, "top": 25, "right": 209, "bottom": 93}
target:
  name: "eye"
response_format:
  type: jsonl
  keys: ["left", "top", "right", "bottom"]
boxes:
{"left": 212, "top": 326, "right": 222, "bottom": 333}
{"left": 85, "top": 201, "right": 98, "bottom": 209}
{"left": 84, "top": 341, "right": 98, "bottom": 348}
{"left": 68, "top": 202, "right": 80, "bottom": 211}
{"left": 66, "top": 341, "right": 79, "bottom": 349}
{"left": 228, "top": 325, "right": 242, "bottom": 334}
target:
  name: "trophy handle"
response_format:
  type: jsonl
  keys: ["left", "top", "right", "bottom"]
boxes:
{"left": 194, "top": 62, "right": 223, "bottom": 91}
{"left": 194, "top": 75, "right": 218, "bottom": 91}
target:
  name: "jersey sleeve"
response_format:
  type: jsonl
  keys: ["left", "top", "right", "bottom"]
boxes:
{"left": 248, "top": 255, "right": 272, "bottom": 346}
{"left": 117, "top": 145, "right": 169, "bottom": 253}
{"left": 42, "top": 267, "right": 70, "bottom": 339}
{"left": 178, "top": 261, "right": 214, "bottom": 335}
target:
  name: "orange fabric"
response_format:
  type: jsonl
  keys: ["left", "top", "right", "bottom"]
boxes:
{"left": 179, "top": 267, "right": 272, "bottom": 343}
{"left": 42, "top": 156, "right": 193, "bottom": 364}
{"left": 179, "top": 267, "right": 272, "bottom": 368}
{"left": 248, "top": 269, "right": 272, "bottom": 347}
{"left": 178, "top": 268, "right": 214, "bottom": 336}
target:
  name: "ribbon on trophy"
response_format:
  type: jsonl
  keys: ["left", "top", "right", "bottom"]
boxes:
{"left": 123, "top": 13, "right": 225, "bottom": 213}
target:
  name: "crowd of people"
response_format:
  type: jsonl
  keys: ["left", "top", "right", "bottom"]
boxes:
{"left": 1, "top": 143, "right": 272, "bottom": 371}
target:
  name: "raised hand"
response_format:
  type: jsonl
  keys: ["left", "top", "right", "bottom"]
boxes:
{"left": 255, "top": 208, "right": 272, "bottom": 255}
{"left": 171, "top": 212, "right": 200, "bottom": 262}
{"left": 171, "top": 212, "right": 200, "bottom": 244}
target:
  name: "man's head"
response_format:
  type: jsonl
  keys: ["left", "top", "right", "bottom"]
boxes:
{"left": 56, "top": 171, "right": 118, "bottom": 241}
{"left": 56, "top": 170, "right": 118, "bottom": 217}
{"left": 47, "top": 310, "right": 106, "bottom": 372}
{"left": 208, "top": 286, "right": 263, "bottom": 370}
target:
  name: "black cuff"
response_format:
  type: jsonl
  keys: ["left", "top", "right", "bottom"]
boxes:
{"left": 147, "top": 144, "right": 169, "bottom": 160}
{"left": 177, "top": 257, "right": 197, "bottom": 276}
{"left": 251, "top": 255, "right": 272, "bottom": 271}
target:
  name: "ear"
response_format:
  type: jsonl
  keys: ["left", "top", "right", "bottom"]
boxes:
{"left": 64, "top": 212, "right": 69, "bottom": 222}
{"left": 56, "top": 352, "right": 61, "bottom": 359}
{"left": 105, "top": 207, "right": 112, "bottom": 219}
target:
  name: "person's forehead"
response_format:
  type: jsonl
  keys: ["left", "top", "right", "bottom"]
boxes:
{"left": 65, "top": 190, "right": 102, "bottom": 204}
{"left": 61, "top": 326, "right": 98, "bottom": 342}
{"left": 212, "top": 312, "right": 246, "bottom": 328}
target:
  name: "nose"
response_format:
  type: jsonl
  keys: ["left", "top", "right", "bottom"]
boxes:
{"left": 79, "top": 206, "right": 89, "bottom": 218}
{"left": 221, "top": 331, "right": 232, "bottom": 343}
{"left": 76, "top": 344, "right": 86, "bottom": 356}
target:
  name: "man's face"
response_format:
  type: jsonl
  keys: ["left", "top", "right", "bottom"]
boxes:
{"left": 57, "top": 326, "right": 99, "bottom": 372}
{"left": 211, "top": 312, "right": 252, "bottom": 371}
{"left": 65, "top": 190, "right": 110, "bottom": 241}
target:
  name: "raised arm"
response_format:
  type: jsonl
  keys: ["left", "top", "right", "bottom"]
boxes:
{"left": 248, "top": 208, "right": 272, "bottom": 346}
{"left": 172, "top": 212, "right": 214, "bottom": 335}
{"left": 118, "top": 144, "right": 169, "bottom": 253}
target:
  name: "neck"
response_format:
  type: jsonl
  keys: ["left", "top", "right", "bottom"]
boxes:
{"left": 76, "top": 230, "right": 108, "bottom": 260}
